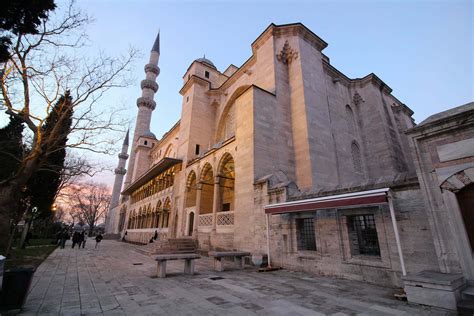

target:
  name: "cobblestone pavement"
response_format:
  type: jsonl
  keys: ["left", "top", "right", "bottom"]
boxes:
{"left": 20, "top": 240, "right": 453, "bottom": 315}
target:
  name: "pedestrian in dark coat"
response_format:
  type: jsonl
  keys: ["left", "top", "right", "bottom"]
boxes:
{"left": 60, "top": 230, "right": 68, "bottom": 249}
{"left": 72, "top": 231, "right": 80, "bottom": 248}
{"left": 95, "top": 233, "right": 103, "bottom": 248}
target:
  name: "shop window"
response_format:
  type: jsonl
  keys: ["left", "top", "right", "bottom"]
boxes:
{"left": 296, "top": 218, "right": 316, "bottom": 251}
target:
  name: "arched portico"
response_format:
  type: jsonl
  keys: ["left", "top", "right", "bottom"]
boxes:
{"left": 216, "top": 153, "right": 235, "bottom": 226}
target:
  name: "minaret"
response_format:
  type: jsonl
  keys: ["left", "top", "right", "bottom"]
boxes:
{"left": 110, "top": 130, "right": 129, "bottom": 209}
{"left": 124, "top": 31, "right": 160, "bottom": 188}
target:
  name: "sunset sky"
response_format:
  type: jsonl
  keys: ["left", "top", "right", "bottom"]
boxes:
{"left": 2, "top": 0, "right": 472, "bottom": 189}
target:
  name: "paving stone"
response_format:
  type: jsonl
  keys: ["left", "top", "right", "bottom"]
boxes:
{"left": 19, "top": 240, "right": 451, "bottom": 315}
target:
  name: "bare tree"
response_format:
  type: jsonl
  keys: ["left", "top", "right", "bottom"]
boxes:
{"left": 0, "top": 1, "right": 136, "bottom": 252}
{"left": 68, "top": 182, "right": 110, "bottom": 236}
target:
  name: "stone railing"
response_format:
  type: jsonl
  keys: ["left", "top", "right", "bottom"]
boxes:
{"left": 199, "top": 214, "right": 212, "bottom": 227}
{"left": 217, "top": 211, "right": 234, "bottom": 226}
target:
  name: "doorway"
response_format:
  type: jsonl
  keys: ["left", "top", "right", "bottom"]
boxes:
{"left": 457, "top": 183, "right": 474, "bottom": 252}
{"left": 188, "top": 212, "right": 194, "bottom": 236}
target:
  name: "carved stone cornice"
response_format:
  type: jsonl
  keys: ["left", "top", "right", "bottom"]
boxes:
{"left": 145, "top": 63, "right": 160, "bottom": 76}
{"left": 277, "top": 40, "right": 298, "bottom": 65}
{"left": 136, "top": 97, "right": 156, "bottom": 110}
{"left": 141, "top": 79, "right": 159, "bottom": 93}
{"left": 114, "top": 167, "right": 127, "bottom": 175}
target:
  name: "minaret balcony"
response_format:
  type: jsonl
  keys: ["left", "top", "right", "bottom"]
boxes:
{"left": 140, "top": 79, "right": 159, "bottom": 93}
{"left": 145, "top": 63, "right": 160, "bottom": 75}
{"left": 118, "top": 153, "right": 129, "bottom": 159}
{"left": 136, "top": 97, "right": 156, "bottom": 110}
{"left": 115, "top": 167, "right": 127, "bottom": 175}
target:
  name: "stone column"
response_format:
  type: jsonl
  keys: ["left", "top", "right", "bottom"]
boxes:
{"left": 212, "top": 176, "right": 221, "bottom": 231}
{"left": 193, "top": 183, "right": 203, "bottom": 237}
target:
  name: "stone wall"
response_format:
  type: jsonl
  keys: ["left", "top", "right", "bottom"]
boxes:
{"left": 262, "top": 183, "right": 439, "bottom": 288}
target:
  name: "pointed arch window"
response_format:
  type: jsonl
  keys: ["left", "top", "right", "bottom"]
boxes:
{"left": 351, "top": 141, "right": 362, "bottom": 173}
{"left": 345, "top": 105, "right": 356, "bottom": 133}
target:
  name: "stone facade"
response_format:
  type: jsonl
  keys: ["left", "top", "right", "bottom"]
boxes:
{"left": 406, "top": 102, "right": 474, "bottom": 282}
{"left": 107, "top": 23, "right": 448, "bottom": 288}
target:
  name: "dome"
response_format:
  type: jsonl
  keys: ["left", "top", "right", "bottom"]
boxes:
{"left": 142, "top": 131, "right": 156, "bottom": 139}
{"left": 195, "top": 57, "right": 216, "bottom": 70}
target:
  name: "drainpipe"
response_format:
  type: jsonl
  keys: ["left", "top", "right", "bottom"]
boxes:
{"left": 266, "top": 213, "right": 271, "bottom": 268}
{"left": 387, "top": 190, "right": 407, "bottom": 276}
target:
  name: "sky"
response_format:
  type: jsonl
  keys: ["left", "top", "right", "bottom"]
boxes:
{"left": 2, "top": 0, "right": 473, "bottom": 188}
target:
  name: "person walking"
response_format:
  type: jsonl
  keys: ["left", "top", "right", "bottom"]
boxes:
{"left": 95, "top": 233, "right": 103, "bottom": 249}
{"left": 72, "top": 231, "right": 80, "bottom": 248}
{"left": 81, "top": 231, "right": 88, "bottom": 248}
{"left": 59, "top": 230, "right": 68, "bottom": 249}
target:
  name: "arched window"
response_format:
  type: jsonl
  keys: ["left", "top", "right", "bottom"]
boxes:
{"left": 216, "top": 103, "right": 236, "bottom": 143}
{"left": 351, "top": 141, "right": 362, "bottom": 173}
{"left": 218, "top": 153, "right": 235, "bottom": 213}
{"left": 163, "top": 198, "right": 171, "bottom": 228}
{"left": 200, "top": 163, "right": 214, "bottom": 215}
{"left": 345, "top": 105, "right": 356, "bottom": 133}
{"left": 185, "top": 171, "right": 197, "bottom": 208}
{"left": 164, "top": 144, "right": 174, "bottom": 158}
{"left": 155, "top": 201, "right": 162, "bottom": 228}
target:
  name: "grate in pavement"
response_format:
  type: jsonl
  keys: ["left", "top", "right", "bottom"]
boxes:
{"left": 132, "top": 263, "right": 143, "bottom": 265}
{"left": 209, "top": 276, "right": 225, "bottom": 280}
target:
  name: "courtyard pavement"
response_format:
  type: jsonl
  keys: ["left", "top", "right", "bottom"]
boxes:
{"left": 20, "top": 240, "right": 453, "bottom": 316}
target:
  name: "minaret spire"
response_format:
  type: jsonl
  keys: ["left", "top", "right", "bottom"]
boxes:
{"left": 123, "top": 31, "right": 161, "bottom": 188}
{"left": 105, "top": 130, "right": 130, "bottom": 233}
{"left": 152, "top": 30, "right": 160, "bottom": 54}
{"left": 124, "top": 129, "right": 129, "bottom": 146}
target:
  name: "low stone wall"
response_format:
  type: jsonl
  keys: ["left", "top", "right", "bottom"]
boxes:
{"left": 123, "top": 229, "right": 169, "bottom": 244}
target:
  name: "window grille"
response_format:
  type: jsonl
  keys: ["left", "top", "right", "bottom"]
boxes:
{"left": 347, "top": 214, "right": 380, "bottom": 256}
{"left": 296, "top": 218, "right": 316, "bottom": 251}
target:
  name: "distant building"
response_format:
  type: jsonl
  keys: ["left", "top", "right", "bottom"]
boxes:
{"left": 105, "top": 23, "right": 473, "bottom": 311}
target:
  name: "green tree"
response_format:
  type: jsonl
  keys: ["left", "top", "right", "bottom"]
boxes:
{"left": 0, "top": 115, "right": 24, "bottom": 181}
{"left": 26, "top": 92, "right": 73, "bottom": 218}
{"left": 0, "top": 0, "right": 56, "bottom": 62}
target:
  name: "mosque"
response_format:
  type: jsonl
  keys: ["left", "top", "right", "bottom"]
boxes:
{"left": 105, "top": 23, "right": 474, "bottom": 311}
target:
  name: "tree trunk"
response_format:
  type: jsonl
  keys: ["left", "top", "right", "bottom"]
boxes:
{"left": 0, "top": 183, "right": 22, "bottom": 254}
{"left": 0, "top": 158, "right": 40, "bottom": 255}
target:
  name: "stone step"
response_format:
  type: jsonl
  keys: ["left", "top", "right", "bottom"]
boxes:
{"left": 462, "top": 286, "right": 474, "bottom": 299}
{"left": 457, "top": 299, "right": 474, "bottom": 315}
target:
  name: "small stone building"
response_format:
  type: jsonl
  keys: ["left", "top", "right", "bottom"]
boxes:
{"left": 105, "top": 23, "right": 462, "bottom": 291}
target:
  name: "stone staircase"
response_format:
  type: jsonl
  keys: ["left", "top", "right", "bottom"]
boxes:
{"left": 458, "top": 286, "right": 474, "bottom": 315}
{"left": 135, "top": 238, "right": 197, "bottom": 256}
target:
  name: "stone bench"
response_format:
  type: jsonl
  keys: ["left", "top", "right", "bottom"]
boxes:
{"left": 208, "top": 251, "right": 251, "bottom": 272}
{"left": 155, "top": 254, "right": 201, "bottom": 278}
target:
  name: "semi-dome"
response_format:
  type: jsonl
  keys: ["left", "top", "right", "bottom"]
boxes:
{"left": 142, "top": 130, "right": 156, "bottom": 139}
{"left": 195, "top": 56, "right": 216, "bottom": 70}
